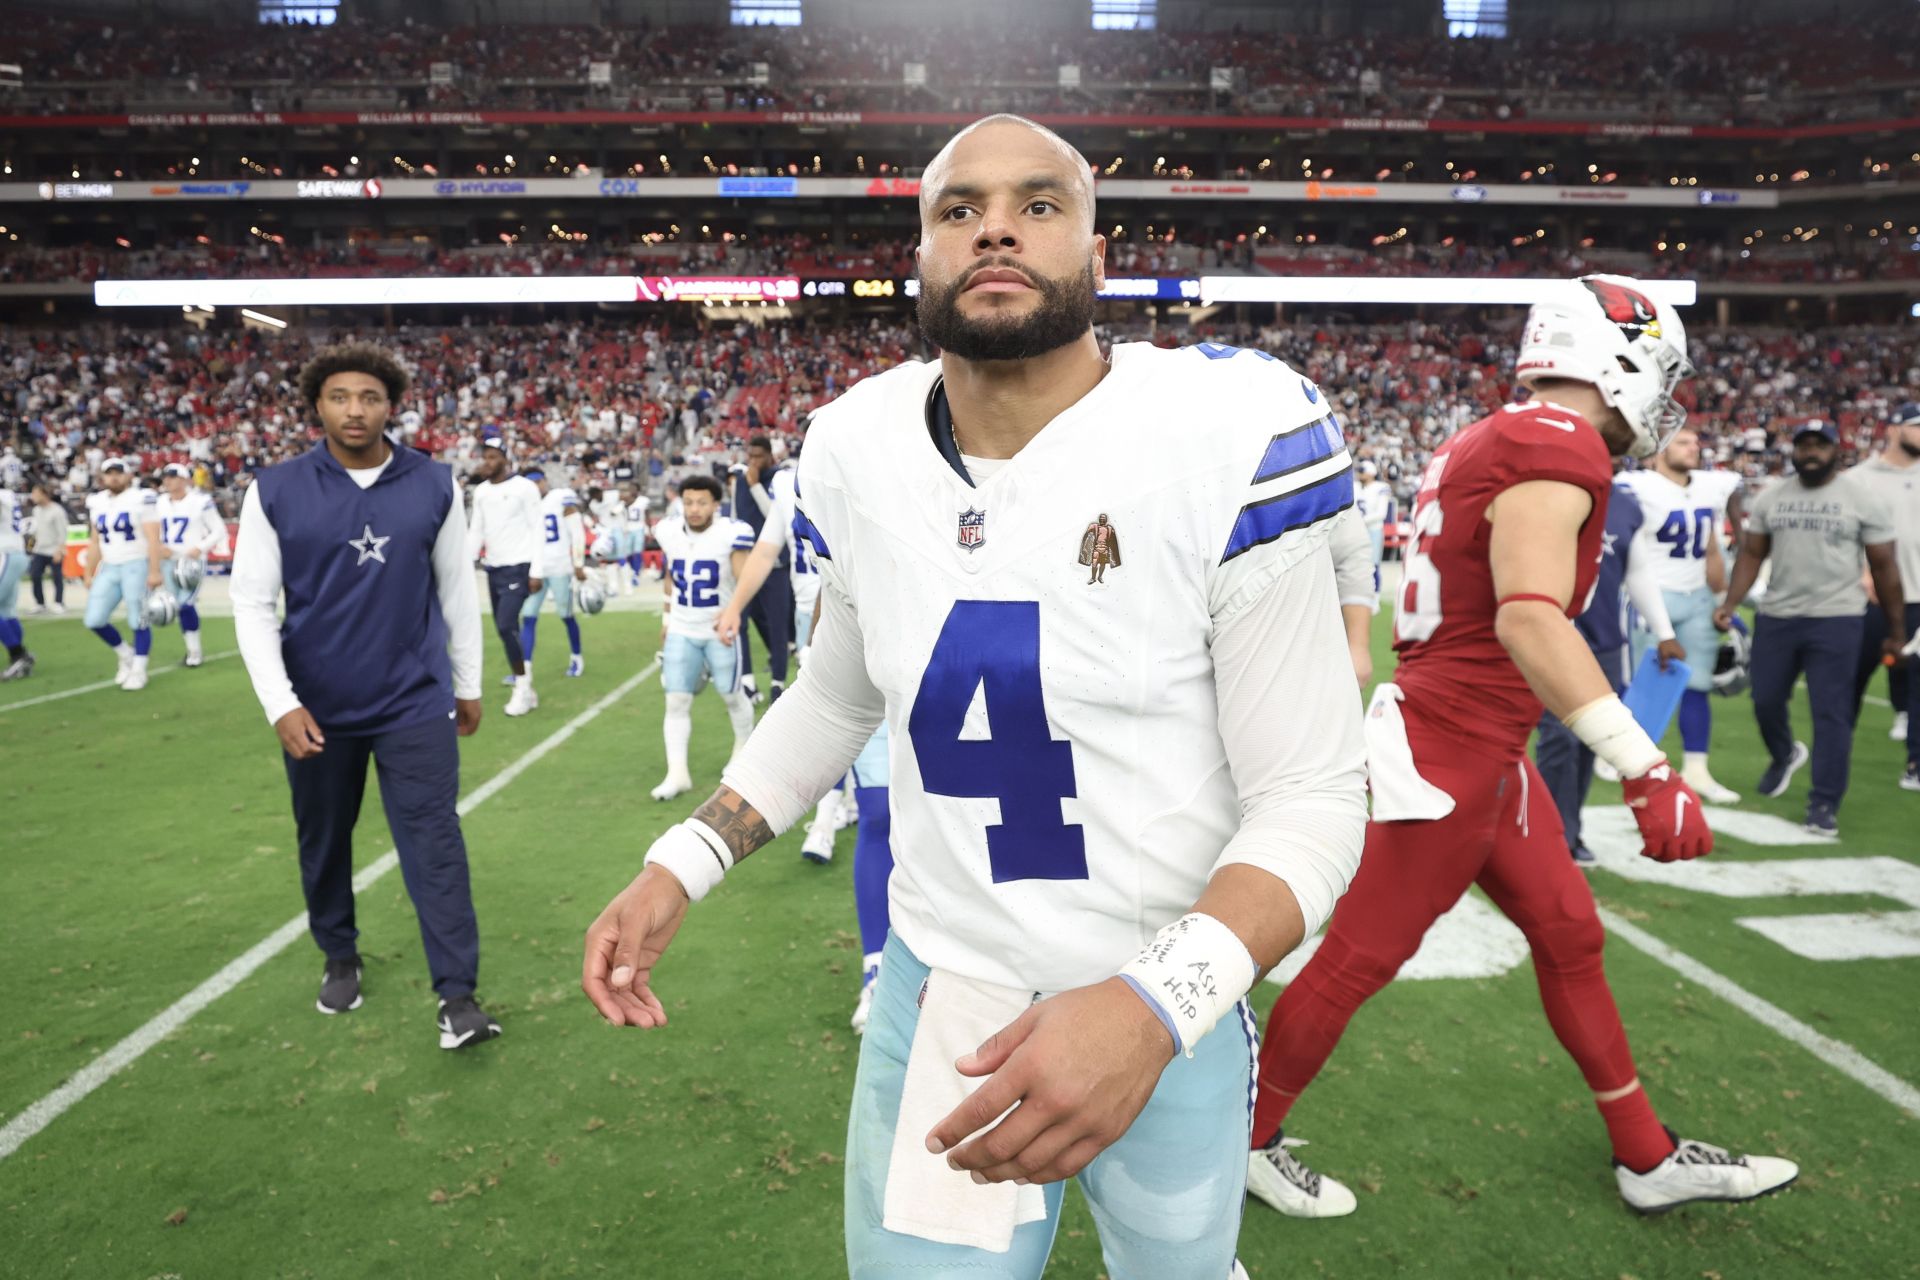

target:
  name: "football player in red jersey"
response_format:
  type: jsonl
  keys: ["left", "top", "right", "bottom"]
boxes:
{"left": 1246, "top": 276, "right": 1799, "bottom": 1218}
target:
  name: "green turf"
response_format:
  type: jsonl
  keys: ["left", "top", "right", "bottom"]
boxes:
{"left": 0, "top": 607, "right": 1914, "bottom": 1278}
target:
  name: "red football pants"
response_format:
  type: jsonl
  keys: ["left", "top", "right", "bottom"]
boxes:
{"left": 1251, "top": 718, "right": 1644, "bottom": 1147}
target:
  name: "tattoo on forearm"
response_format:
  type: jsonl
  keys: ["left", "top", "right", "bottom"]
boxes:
{"left": 692, "top": 787, "right": 775, "bottom": 866}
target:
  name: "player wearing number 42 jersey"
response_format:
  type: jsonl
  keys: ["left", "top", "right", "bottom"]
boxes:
{"left": 649, "top": 473, "right": 757, "bottom": 803}
{"left": 585, "top": 115, "right": 1368, "bottom": 1279}
{"left": 1247, "top": 275, "right": 1798, "bottom": 1222}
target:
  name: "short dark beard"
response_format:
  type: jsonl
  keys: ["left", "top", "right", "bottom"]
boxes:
{"left": 1794, "top": 458, "right": 1835, "bottom": 485}
{"left": 1898, "top": 436, "right": 1920, "bottom": 461}
{"left": 916, "top": 260, "right": 1097, "bottom": 362}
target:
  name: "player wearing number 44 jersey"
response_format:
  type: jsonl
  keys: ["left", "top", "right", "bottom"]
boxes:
{"left": 649, "top": 474, "right": 758, "bottom": 803}
{"left": 1247, "top": 275, "right": 1798, "bottom": 1223}
{"left": 585, "top": 115, "right": 1368, "bottom": 1279}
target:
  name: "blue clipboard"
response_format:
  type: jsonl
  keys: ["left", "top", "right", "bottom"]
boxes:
{"left": 1621, "top": 650, "right": 1692, "bottom": 742}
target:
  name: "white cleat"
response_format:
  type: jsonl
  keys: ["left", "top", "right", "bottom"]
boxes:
{"left": 801, "top": 816, "right": 837, "bottom": 865}
{"left": 741, "top": 674, "right": 762, "bottom": 704}
{"left": 113, "top": 652, "right": 134, "bottom": 686}
{"left": 566, "top": 655, "right": 585, "bottom": 678}
{"left": 1892, "top": 712, "right": 1909, "bottom": 742}
{"left": 1683, "top": 767, "right": 1741, "bottom": 805}
{"left": 121, "top": 667, "right": 148, "bottom": 692}
{"left": 650, "top": 772, "right": 692, "bottom": 802}
{"left": 1615, "top": 1136, "right": 1798, "bottom": 1214}
{"left": 504, "top": 684, "right": 536, "bottom": 717}
{"left": 1247, "top": 1135, "right": 1358, "bottom": 1219}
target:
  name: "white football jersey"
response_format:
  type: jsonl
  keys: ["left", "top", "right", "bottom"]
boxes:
{"left": 591, "top": 494, "right": 628, "bottom": 532}
{"left": 1620, "top": 467, "right": 1742, "bottom": 594}
{"left": 1355, "top": 478, "right": 1396, "bottom": 529}
{"left": 0, "top": 489, "right": 24, "bottom": 553}
{"left": 537, "top": 488, "right": 584, "bottom": 575}
{"left": 86, "top": 486, "right": 159, "bottom": 565}
{"left": 625, "top": 496, "right": 650, "bottom": 527}
{"left": 155, "top": 490, "right": 228, "bottom": 559}
{"left": 756, "top": 469, "right": 823, "bottom": 604}
{"left": 796, "top": 340, "right": 1352, "bottom": 991}
{"left": 656, "top": 515, "right": 755, "bottom": 640}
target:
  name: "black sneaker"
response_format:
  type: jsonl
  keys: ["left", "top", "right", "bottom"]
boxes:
{"left": 769, "top": 679, "right": 786, "bottom": 706}
{"left": 1757, "top": 741, "right": 1810, "bottom": 798}
{"left": 1571, "top": 844, "right": 1597, "bottom": 866}
{"left": 437, "top": 995, "right": 502, "bottom": 1050}
{"left": 317, "top": 954, "right": 363, "bottom": 1014}
{"left": 1803, "top": 802, "right": 1838, "bottom": 839}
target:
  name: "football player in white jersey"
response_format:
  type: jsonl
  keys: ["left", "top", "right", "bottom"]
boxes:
{"left": 623, "top": 484, "right": 653, "bottom": 583}
{"left": 519, "top": 471, "right": 589, "bottom": 678}
{"left": 84, "top": 458, "right": 165, "bottom": 690}
{"left": 0, "top": 485, "right": 32, "bottom": 679}
{"left": 585, "top": 115, "right": 1366, "bottom": 1279}
{"left": 1353, "top": 458, "right": 1396, "bottom": 575}
{"left": 1619, "top": 426, "right": 1745, "bottom": 802}
{"left": 648, "top": 474, "right": 758, "bottom": 801}
{"left": 155, "top": 463, "right": 230, "bottom": 668}
{"left": 717, "top": 470, "right": 845, "bottom": 866}
{"left": 588, "top": 485, "right": 630, "bottom": 596}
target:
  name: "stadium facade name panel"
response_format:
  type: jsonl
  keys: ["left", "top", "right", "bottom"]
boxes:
{"left": 0, "top": 176, "right": 1785, "bottom": 209}
{"left": 0, "top": 108, "right": 1915, "bottom": 143}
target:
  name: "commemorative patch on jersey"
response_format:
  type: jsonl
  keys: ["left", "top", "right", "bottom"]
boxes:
{"left": 1078, "top": 513, "right": 1122, "bottom": 583}
{"left": 956, "top": 507, "right": 986, "bottom": 552}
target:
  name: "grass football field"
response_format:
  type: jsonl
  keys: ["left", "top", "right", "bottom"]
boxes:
{"left": 1, "top": 605, "right": 1915, "bottom": 1279}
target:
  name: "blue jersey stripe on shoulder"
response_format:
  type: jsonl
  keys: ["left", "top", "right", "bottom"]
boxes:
{"left": 794, "top": 507, "right": 832, "bottom": 561}
{"left": 1252, "top": 413, "right": 1343, "bottom": 484}
{"left": 1221, "top": 465, "right": 1354, "bottom": 564}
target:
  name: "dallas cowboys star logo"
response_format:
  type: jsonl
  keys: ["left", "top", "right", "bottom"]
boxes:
{"left": 348, "top": 523, "right": 390, "bottom": 566}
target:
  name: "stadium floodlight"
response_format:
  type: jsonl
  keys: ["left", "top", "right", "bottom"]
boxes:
{"left": 239, "top": 308, "right": 288, "bottom": 329}
{"left": 1198, "top": 276, "right": 1698, "bottom": 308}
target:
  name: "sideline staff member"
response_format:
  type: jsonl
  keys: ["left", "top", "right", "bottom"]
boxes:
{"left": 1718, "top": 418, "right": 1905, "bottom": 837}
{"left": 232, "top": 342, "right": 501, "bottom": 1051}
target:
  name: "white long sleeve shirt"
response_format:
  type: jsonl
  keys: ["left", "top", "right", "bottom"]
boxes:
{"left": 231, "top": 461, "right": 483, "bottom": 727}
{"left": 465, "top": 473, "right": 544, "bottom": 568}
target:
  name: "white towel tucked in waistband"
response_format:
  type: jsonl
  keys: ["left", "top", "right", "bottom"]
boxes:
{"left": 1363, "top": 682, "right": 1458, "bottom": 822}
{"left": 882, "top": 968, "right": 1049, "bottom": 1252}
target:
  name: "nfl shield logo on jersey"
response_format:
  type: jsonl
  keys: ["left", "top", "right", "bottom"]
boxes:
{"left": 956, "top": 507, "right": 987, "bottom": 552}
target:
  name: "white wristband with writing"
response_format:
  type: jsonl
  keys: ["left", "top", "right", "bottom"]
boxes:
{"left": 1116, "top": 912, "right": 1259, "bottom": 1058}
{"left": 641, "top": 819, "right": 734, "bottom": 903}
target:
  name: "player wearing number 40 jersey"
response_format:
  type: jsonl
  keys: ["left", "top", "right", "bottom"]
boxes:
{"left": 585, "top": 115, "right": 1367, "bottom": 1280}
{"left": 1247, "top": 275, "right": 1798, "bottom": 1224}
{"left": 1617, "top": 429, "right": 1745, "bottom": 802}
{"left": 649, "top": 473, "right": 758, "bottom": 803}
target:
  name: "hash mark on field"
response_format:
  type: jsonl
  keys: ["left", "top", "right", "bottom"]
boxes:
{"left": 0, "top": 650, "right": 241, "bottom": 713}
{"left": 0, "top": 656, "right": 661, "bottom": 1163}
{"left": 1596, "top": 908, "right": 1920, "bottom": 1117}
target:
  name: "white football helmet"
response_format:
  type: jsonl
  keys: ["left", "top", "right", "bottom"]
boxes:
{"left": 172, "top": 556, "right": 204, "bottom": 594}
{"left": 1712, "top": 615, "right": 1752, "bottom": 697}
{"left": 589, "top": 532, "right": 619, "bottom": 565}
{"left": 1515, "top": 274, "right": 1693, "bottom": 459}
{"left": 143, "top": 588, "right": 180, "bottom": 628}
{"left": 575, "top": 582, "right": 607, "bottom": 615}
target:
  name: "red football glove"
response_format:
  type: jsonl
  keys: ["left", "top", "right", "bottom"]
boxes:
{"left": 1620, "top": 763, "right": 1713, "bottom": 862}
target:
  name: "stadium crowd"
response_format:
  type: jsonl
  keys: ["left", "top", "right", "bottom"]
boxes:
{"left": 5, "top": 235, "right": 1917, "bottom": 288}
{"left": 3, "top": 316, "right": 1915, "bottom": 521}
{"left": 7, "top": 10, "right": 1918, "bottom": 126}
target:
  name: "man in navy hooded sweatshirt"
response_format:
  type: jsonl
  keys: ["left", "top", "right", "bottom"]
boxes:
{"left": 232, "top": 342, "right": 500, "bottom": 1050}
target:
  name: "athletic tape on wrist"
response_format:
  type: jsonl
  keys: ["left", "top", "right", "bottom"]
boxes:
{"left": 1563, "top": 694, "right": 1665, "bottom": 778}
{"left": 1116, "top": 913, "right": 1258, "bottom": 1059}
{"left": 641, "top": 818, "right": 734, "bottom": 903}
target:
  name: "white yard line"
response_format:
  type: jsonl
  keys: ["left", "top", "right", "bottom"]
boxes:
{"left": 0, "top": 650, "right": 241, "bottom": 713}
{"left": 1595, "top": 907, "right": 1920, "bottom": 1117}
{"left": 0, "top": 656, "right": 661, "bottom": 1162}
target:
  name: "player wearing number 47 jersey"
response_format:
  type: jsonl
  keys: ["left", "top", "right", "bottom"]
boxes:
{"left": 1247, "top": 275, "right": 1798, "bottom": 1223}
{"left": 584, "top": 115, "right": 1367, "bottom": 1280}
{"left": 649, "top": 474, "right": 758, "bottom": 802}
{"left": 156, "top": 463, "right": 230, "bottom": 669}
